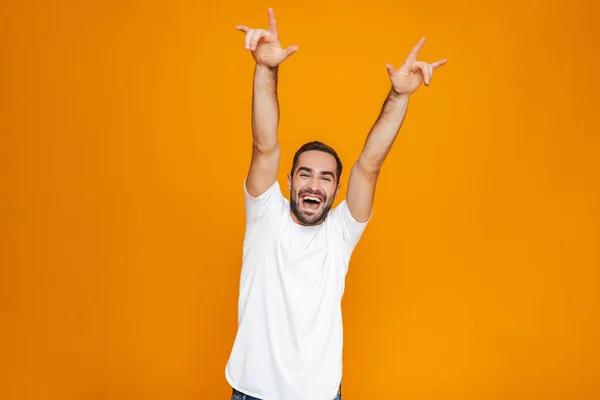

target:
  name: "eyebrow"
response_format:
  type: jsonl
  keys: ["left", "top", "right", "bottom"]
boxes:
{"left": 297, "top": 166, "right": 335, "bottom": 179}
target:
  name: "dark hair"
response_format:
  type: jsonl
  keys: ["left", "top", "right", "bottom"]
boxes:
{"left": 290, "top": 141, "right": 342, "bottom": 183}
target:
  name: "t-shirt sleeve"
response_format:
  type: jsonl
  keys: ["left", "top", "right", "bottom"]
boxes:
{"left": 330, "top": 199, "right": 372, "bottom": 251}
{"left": 244, "top": 178, "right": 285, "bottom": 225}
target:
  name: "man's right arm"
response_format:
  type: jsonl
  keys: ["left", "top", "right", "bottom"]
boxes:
{"left": 246, "top": 64, "right": 281, "bottom": 197}
{"left": 237, "top": 8, "right": 298, "bottom": 198}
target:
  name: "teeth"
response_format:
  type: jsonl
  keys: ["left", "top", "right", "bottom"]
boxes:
{"left": 303, "top": 196, "right": 321, "bottom": 203}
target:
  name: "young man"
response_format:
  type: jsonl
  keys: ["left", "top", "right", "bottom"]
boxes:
{"left": 225, "top": 8, "right": 446, "bottom": 400}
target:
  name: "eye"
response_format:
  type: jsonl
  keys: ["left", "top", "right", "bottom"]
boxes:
{"left": 321, "top": 177, "right": 331, "bottom": 182}
{"left": 300, "top": 173, "right": 310, "bottom": 178}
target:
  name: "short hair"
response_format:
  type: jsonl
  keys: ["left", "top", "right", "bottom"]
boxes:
{"left": 290, "top": 141, "right": 342, "bottom": 183}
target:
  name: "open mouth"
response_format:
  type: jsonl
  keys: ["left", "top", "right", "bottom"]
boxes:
{"left": 301, "top": 195, "right": 322, "bottom": 212}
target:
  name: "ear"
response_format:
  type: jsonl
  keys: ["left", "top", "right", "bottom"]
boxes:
{"left": 287, "top": 174, "right": 292, "bottom": 191}
{"left": 334, "top": 182, "right": 341, "bottom": 199}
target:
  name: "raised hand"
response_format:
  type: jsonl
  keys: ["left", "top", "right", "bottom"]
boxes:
{"left": 236, "top": 8, "right": 299, "bottom": 68}
{"left": 386, "top": 37, "right": 447, "bottom": 96}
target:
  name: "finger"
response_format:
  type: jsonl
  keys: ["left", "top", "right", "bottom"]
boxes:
{"left": 236, "top": 25, "right": 250, "bottom": 33}
{"left": 426, "top": 64, "right": 432, "bottom": 85}
{"left": 244, "top": 30, "right": 255, "bottom": 50}
{"left": 386, "top": 63, "right": 396, "bottom": 78}
{"left": 417, "top": 62, "right": 430, "bottom": 85}
{"left": 249, "top": 30, "right": 266, "bottom": 51}
{"left": 285, "top": 45, "right": 299, "bottom": 57}
{"left": 406, "top": 37, "right": 426, "bottom": 64}
{"left": 268, "top": 8, "right": 278, "bottom": 36}
{"left": 431, "top": 58, "right": 447, "bottom": 69}
{"left": 427, "top": 64, "right": 433, "bottom": 85}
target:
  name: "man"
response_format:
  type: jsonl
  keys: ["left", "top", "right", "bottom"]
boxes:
{"left": 225, "top": 8, "right": 446, "bottom": 400}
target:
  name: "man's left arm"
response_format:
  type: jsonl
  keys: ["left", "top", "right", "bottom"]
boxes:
{"left": 347, "top": 37, "right": 447, "bottom": 222}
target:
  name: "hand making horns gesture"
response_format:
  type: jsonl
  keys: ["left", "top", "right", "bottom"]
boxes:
{"left": 386, "top": 37, "right": 447, "bottom": 96}
{"left": 236, "top": 8, "right": 299, "bottom": 68}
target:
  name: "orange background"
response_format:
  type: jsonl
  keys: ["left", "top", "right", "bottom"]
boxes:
{"left": 1, "top": 0, "right": 599, "bottom": 399}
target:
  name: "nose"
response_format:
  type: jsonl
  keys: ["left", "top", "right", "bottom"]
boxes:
{"left": 307, "top": 176, "right": 321, "bottom": 191}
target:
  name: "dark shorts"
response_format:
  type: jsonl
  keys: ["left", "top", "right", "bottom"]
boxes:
{"left": 231, "top": 382, "right": 342, "bottom": 400}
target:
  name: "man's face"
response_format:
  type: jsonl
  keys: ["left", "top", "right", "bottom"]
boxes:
{"left": 288, "top": 150, "right": 340, "bottom": 226}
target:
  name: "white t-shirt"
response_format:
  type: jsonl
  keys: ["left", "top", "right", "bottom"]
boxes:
{"left": 225, "top": 179, "right": 370, "bottom": 400}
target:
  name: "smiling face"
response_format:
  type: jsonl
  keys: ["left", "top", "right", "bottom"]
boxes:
{"left": 287, "top": 150, "right": 341, "bottom": 226}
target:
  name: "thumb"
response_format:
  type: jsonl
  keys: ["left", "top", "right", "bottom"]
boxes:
{"left": 386, "top": 63, "right": 396, "bottom": 78}
{"left": 285, "top": 45, "right": 299, "bottom": 57}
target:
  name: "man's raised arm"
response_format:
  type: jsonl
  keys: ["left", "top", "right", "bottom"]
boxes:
{"left": 346, "top": 37, "right": 447, "bottom": 222}
{"left": 236, "top": 8, "right": 298, "bottom": 197}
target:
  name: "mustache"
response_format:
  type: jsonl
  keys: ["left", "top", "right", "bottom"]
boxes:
{"left": 298, "top": 188, "right": 327, "bottom": 200}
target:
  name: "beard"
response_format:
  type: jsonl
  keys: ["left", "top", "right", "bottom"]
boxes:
{"left": 290, "top": 186, "right": 334, "bottom": 225}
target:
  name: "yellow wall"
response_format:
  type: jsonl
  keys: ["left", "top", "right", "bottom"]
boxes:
{"left": 1, "top": 0, "right": 598, "bottom": 399}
